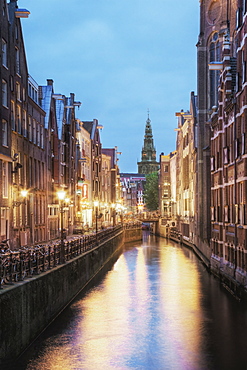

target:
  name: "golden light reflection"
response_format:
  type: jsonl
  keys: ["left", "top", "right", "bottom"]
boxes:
{"left": 158, "top": 243, "right": 202, "bottom": 368}
{"left": 74, "top": 254, "right": 134, "bottom": 369}
{"left": 25, "top": 239, "right": 204, "bottom": 370}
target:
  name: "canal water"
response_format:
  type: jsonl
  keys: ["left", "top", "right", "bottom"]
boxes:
{"left": 15, "top": 233, "right": 247, "bottom": 370}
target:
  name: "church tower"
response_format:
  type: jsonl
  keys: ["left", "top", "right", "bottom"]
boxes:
{"left": 137, "top": 113, "right": 159, "bottom": 174}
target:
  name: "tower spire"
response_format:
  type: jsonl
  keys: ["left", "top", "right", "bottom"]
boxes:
{"left": 137, "top": 113, "right": 159, "bottom": 174}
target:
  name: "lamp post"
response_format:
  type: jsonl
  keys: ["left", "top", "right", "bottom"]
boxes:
{"left": 13, "top": 189, "right": 28, "bottom": 248}
{"left": 57, "top": 190, "right": 66, "bottom": 263}
{"left": 111, "top": 203, "right": 116, "bottom": 226}
{"left": 94, "top": 200, "right": 99, "bottom": 237}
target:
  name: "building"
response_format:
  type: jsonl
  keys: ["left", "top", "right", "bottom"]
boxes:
{"left": 159, "top": 152, "right": 176, "bottom": 219}
{"left": 120, "top": 173, "right": 146, "bottom": 216}
{"left": 195, "top": 0, "right": 237, "bottom": 260}
{"left": 0, "top": 1, "right": 120, "bottom": 248}
{"left": 137, "top": 114, "right": 159, "bottom": 174}
{"left": 175, "top": 93, "right": 197, "bottom": 244}
{"left": 0, "top": 0, "right": 49, "bottom": 248}
{"left": 102, "top": 148, "right": 121, "bottom": 225}
{"left": 210, "top": 1, "right": 247, "bottom": 284}
{"left": 75, "top": 119, "right": 92, "bottom": 230}
{"left": 83, "top": 120, "right": 103, "bottom": 230}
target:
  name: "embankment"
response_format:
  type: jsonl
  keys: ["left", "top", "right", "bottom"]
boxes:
{"left": 0, "top": 227, "right": 142, "bottom": 366}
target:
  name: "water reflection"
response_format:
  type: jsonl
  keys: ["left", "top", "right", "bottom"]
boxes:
{"left": 17, "top": 234, "right": 247, "bottom": 370}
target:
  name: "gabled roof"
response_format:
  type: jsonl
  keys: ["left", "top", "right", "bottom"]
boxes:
{"left": 40, "top": 85, "right": 53, "bottom": 130}
{"left": 83, "top": 121, "right": 93, "bottom": 136}
{"left": 55, "top": 99, "right": 65, "bottom": 141}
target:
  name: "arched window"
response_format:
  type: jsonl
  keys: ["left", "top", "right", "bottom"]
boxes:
{"left": 209, "top": 32, "right": 220, "bottom": 108}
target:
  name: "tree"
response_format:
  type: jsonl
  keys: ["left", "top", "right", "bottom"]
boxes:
{"left": 144, "top": 172, "right": 159, "bottom": 211}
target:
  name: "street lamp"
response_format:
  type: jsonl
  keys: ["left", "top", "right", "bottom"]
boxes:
{"left": 57, "top": 190, "right": 66, "bottom": 263}
{"left": 13, "top": 189, "right": 28, "bottom": 207}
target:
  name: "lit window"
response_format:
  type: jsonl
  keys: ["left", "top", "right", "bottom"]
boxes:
{"left": 2, "top": 39, "right": 7, "bottom": 67}
{"left": 2, "top": 119, "right": 8, "bottom": 146}
{"left": 16, "top": 81, "right": 21, "bottom": 101}
{"left": 2, "top": 79, "right": 7, "bottom": 107}
{"left": 11, "top": 100, "right": 15, "bottom": 130}
{"left": 2, "top": 161, "right": 8, "bottom": 198}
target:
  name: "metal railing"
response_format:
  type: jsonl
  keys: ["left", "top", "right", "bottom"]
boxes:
{"left": 0, "top": 224, "right": 129, "bottom": 289}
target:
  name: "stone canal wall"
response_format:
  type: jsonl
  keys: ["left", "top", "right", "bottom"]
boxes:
{"left": 124, "top": 226, "right": 142, "bottom": 243}
{"left": 0, "top": 227, "right": 142, "bottom": 366}
{"left": 157, "top": 221, "right": 247, "bottom": 302}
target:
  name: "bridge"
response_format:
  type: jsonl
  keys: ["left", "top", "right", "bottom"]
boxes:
{"left": 136, "top": 215, "right": 160, "bottom": 223}
{"left": 136, "top": 216, "right": 160, "bottom": 234}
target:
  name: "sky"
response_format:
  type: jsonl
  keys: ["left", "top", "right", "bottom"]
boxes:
{"left": 18, "top": 0, "right": 199, "bottom": 173}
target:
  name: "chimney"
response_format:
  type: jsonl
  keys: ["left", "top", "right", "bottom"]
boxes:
{"left": 47, "top": 79, "right": 54, "bottom": 86}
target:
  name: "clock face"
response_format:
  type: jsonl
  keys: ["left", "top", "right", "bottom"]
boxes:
{"left": 207, "top": 0, "right": 221, "bottom": 25}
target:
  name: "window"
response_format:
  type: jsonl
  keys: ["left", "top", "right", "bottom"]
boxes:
{"left": 236, "top": 7, "right": 243, "bottom": 29}
{"left": 16, "top": 81, "right": 21, "bottom": 101}
{"left": 2, "top": 161, "right": 8, "bottom": 198}
{"left": 16, "top": 105, "right": 21, "bottom": 133}
{"left": 32, "top": 119, "right": 36, "bottom": 144}
{"left": 15, "top": 47, "right": 20, "bottom": 75}
{"left": 242, "top": 49, "right": 246, "bottom": 84}
{"left": 2, "top": 39, "right": 7, "bottom": 67}
{"left": 2, "top": 79, "right": 7, "bottom": 107}
{"left": 244, "top": 0, "right": 247, "bottom": 15}
{"left": 15, "top": 25, "right": 18, "bottom": 40}
{"left": 37, "top": 122, "right": 40, "bottom": 146}
{"left": 2, "top": 119, "right": 8, "bottom": 146}
{"left": 28, "top": 116, "right": 32, "bottom": 141}
{"left": 22, "top": 109, "right": 27, "bottom": 137}
{"left": 209, "top": 33, "right": 220, "bottom": 108}
{"left": 11, "top": 100, "right": 15, "bottom": 130}
{"left": 40, "top": 125, "right": 44, "bottom": 148}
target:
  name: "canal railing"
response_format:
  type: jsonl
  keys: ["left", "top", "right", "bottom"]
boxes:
{"left": 0, "top": 222, "right": 141, "bottom": 289}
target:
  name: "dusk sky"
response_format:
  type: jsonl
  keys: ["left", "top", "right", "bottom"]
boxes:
{"left": 19, "top": 0, "right": 199, "bottom": 173}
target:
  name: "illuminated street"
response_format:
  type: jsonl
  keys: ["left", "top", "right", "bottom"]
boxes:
{"left": 16, "top": 234, "right": 247, "bottom": 370}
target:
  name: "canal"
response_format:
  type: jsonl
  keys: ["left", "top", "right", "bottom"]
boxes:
{"left": 15, "top": 233, "right": 247, "bottom": 370}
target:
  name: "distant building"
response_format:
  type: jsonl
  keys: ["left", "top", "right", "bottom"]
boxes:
{"left": 175, "top": 93, "right": 197, "bottom": 244}
{"left": 75, "top": 119, "right": 92, "bottom": 229}
{"left": 120, "top": 173, "right": 145, "bottom": 215}
{"left": 137, "top": 114, "right": 159, "bottom": 174}
{"left": 102, "top": 148, "right": 121, "bottom": 225}
{"left": 159, "top": 152, "right": 176, "bottom": 219}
